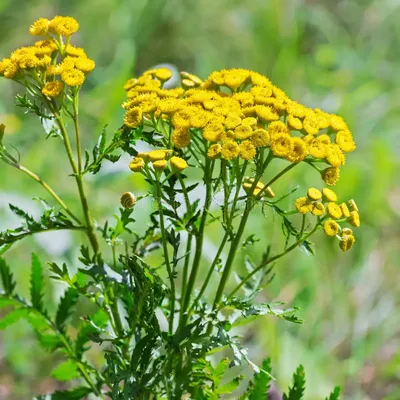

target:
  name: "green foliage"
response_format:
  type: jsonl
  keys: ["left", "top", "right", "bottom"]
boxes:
{"left": 249, "top": 358, "right": 272, "bottom": 400}
{"left": 55, "top": 287, "right": 79, "bottom": 329}
{"left": 326, "top": 386, "right": 341, "bottom": 400}
{"left": 30, "top": 253, "right": 44, "bottom": 312}
{"left": 283, "top": 365, "right": 306, "bottom": 400}
{"left": 0, "top": 257, "right": 16, "bottom": 295}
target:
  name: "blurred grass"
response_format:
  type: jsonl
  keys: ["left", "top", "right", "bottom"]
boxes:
{"left": 1, "top": 0, "right": 400, "bottom": 399}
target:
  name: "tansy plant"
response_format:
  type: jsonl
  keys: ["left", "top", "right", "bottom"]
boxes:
{"left": 0, "top": 15, "right": 359, "bottom": 399}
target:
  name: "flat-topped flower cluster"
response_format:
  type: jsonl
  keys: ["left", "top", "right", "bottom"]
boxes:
{"left": 0, "top": 16, "right": 95, "bottom": 94}
{"left": 122, "top": 68, "right": 356, "bottom": 187}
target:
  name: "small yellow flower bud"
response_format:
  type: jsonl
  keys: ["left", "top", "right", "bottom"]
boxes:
{"left": 348, "top": 199, "right": 359, "bottom": 212}
{"left": 307, "top": 188, "right": 322, "bottom": 201}
{"left": 153, "top": 159, "right": 168, "bottom": 170}
{"left": 170, "top": 156, "right": 188, "bottom": 172}
{"left": 323, "top": 219, "right": 340, "bottom": 237}
{"left": 341, "top": 228, "right": 353, "bottom": 237}
{"left": 42, "top": 81, "right": 64, "bottom": 97}
{"left": 207, "top": 144, "right": 222, "bottom": 159}
{"left": 311, "top": 202, "right": 325, "bottom": 216}
{"left": 322, "top": 188, "right": 337, "bottom": 202}
{"left": 120, "top": 192, "right": 136, "bottom": 209}
{"left": 155, "top": 68, "right": 173, "bottom": 81}
{"left": 327, "top": 202, "right": 343, "bottom": 219}
{"left": 129, "top": 157, "right": 145, "bottom": 172}
{"left": 340, "top": 203, "right": 350, "bottom": 218}
{"left": 147, "top": 150, "right": 166, "bottom": 162}
{"left": 295, "top": 197, "right": 312, "bottom": 214}
{"left": 339, "top": 234, "right": 355, "bottom": 252}
{"left": 348, "top": 210, "right": 360, "bottom": 227}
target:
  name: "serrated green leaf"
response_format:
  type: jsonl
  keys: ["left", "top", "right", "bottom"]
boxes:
{"left": 216, "top": 376, "right": 241, "bottom": 395}
{"left": 51, "top": 360, "right": 80, "bottom": 381}
{"left": 326, "top": 386, "right": 341, "bottom": 400}
{"left": 283, "top": 365, "right": 306, "bottom": 400}
{"left": 249, "top": 357, "right": 272, "bottom": 400}
{"left": 0, "top": 257, "right": 16, "bottom": 295}
{"left": 0, "top": 308, "right": 29, "bottom": 330}
{"left": 30, "top": 253, "right": 44, "bottom": 311}
{"left": 55, "top": 287, "right": 79, "bottom": 328}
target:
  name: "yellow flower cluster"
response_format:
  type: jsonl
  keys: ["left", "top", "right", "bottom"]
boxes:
{"left": 129, "top": 150, "right": 188, "bottom": 175}
{"left": 0, "top": 16, "right": 94, "bottom": 93}
{"left": 295, "top": 188, "right": 359, "bottom": 252}
{"left": 121, "top": 68, "right": 355, "bottom": 185}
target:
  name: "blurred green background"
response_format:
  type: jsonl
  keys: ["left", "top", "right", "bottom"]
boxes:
{"left": 1, "top": 0, "right": 399, "bottom": 399}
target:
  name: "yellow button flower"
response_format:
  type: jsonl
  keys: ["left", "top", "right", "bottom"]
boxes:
{"left": 155, "top": 68, "right": 172, "bottom": 81}
{"left": 207, "top": 144, "right": 222, "bottom": 159}
{"left": 295, "top": 197, "right": 312, "bottom": 214}
{"left": 172, "top": 129, "right": 190, "bottom": 149}
{"left": 148, "top": 150, "right": 166, "bottom": 162}
{"left": 61, "top": 68, "right": 85, "bottom": 87}
{"left": 339, "top": 234, "right": 355, "bottom": 252}
{"left": 340, "top": 203, "right": 350, "bottom": 218}
{"left": 129, "top": 157, "right": 145, "bottom": 172}
{"left": 322, "top": 188, "right": 337, "bottom": 202}
{"left": 311, "top": 202, "right": 325, "bottom": 216}
{"left": 322, "top": 167, "right": 340, "bottom": 186}
{"left": 123, "top": 107, "right": 143, "bottom": 128}
{"left": 307, "top": 188, "right": 322, "bottom": 201}
{"left": 238, "top": 140, "right": 256, "bottom": 160}
{"left": 327, "top": 202, "right": 343, "bottom": 219}
{"left": 170, "top": 156, "right": 188, "bottom": 172}
{"left": 153, "top": 160, "right": 168, "bottom": 171}
{"left": 221, "top": 140, "right": 239, "bottom": 160}
{"left": 41, "top": 81, "right": 63, "bottom": 97}
{"left": 29, "top": 18, "right": 50, "bottom": 36}
{"left": 250, "top": 128, "right": 269, "bottom": 147}
{"left": 270, "top": 133, "right": 293, "bottom": 158}
{"left": 49, "top": 16, "right": 79, "bottom": 36}
{"left": 348, "top": 199, "right": 359, "bottom": 212}
{"left": 323, "top": 220, "right": 340, "bottom": 236}
{"left": 348, "top": 210, "right": 360, "bottom": 227}
{"left": 234, "top": 124, "right": 253, "bottom": 140}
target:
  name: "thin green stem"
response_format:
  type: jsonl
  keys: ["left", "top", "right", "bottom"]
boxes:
{"left": 180, "top": 157, "right": 213, "bottom": 324}
{"left": 226, "top": 223, "right": 320, "bottom": 301}
{"left": 17, "top": 164, "right": 82, "bottom": 225}
{"left": 72, "top": 90, "right": 83, "bottom": 173}
{"left": 155, "top": 179, "right": 175, "bottom": 333}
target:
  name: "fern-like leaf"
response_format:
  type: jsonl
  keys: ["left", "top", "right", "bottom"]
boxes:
{"left": 30, "top": 253, "right": 44, "bottom": 311}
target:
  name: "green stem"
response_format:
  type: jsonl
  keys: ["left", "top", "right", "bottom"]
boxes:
{"left": 155, "top": 179, "right": 175, "bottom": 333}
{"left": 189, "top": 161, "right": 247, "bottom": 314}
{"left": 17, "top": 164, "right": 82, "bottom": 225}
{"left": 180, "top": 158, "right": 213, "bottom": 323}
{"left": 226, "top": 223, "right": 320, "bottom": 301}
{"left": 72, "top": 90, "right": 83, "bottom": 173}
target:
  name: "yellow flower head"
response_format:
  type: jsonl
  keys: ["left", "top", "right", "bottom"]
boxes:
{"left": 242, "top": 117, "right": 257, "bottom": 127}
{"left": 1, "top": 60, "right": 19, "bottom": 79}
{"left": 203, "top": 122, "right": 224, "bottom": 142}
{"left": 120, "top": 192, "right": 136, "bottom": 209}
{"left": 326, "top": 144, "right": 345, "bottom": 167}
{"left": 224, "top": 113, "right": 242, "bottom": 129}
{"left": 255, "top": 105, "right": 279, "bottom": 122}
{"left": 348, "top": 199, "right": 359, "bottom": 212}
{"left": 61, "top": 68, "right": 85, "bottom": 87}
{"left": 322, "top": 188, "right": 337, "bottom": 202}
{"left": 42, "top": 81, "right": 64, "bottom": 97}
{"left": 124, "top": 107, "right": 143, "bottom": 128}
{"left": 287, "top": 137, "right": 307, "bottom": 163}
{"left": 64, "top": 44, "right": 86, "bottom": 57}
{"left": 173, "top": 109, "right": 192, "bottom": 129}
{"left": 234, "top": 124, "right": 253, "bottom": 140}
{"left": 170, "top": 156, "right": 188, "bottom": 172}
{"left": 29, "top": 18, "right": 50, "bottom": 36}
{"left": 172, "top": 129, "right": 190, "bottom": 149}
{"left": 323, "top": 219, "right": 340, "bottom": 236}
{"left": 348, "top": 210, "right": 360, "bottom": 227}
{"left": 129, "top": 157, "right": 145, "bottom": 172}
{"left": 148, "top": 150, "right": 166, "bottom": 162}
{"left": 327, "top": 202, "right": 343, "bottom": 219}
{"left": 49, "top": 16, "right": 79, "bottom": 36}
{"left": 153, "top": 159, "right": 168, "bottom": 171}
{"left": 340, "top": 202, "right": 351, "bottom": 218}
{"left": 295, "top": 197, "right": 312, "bottom": 214}
{"left": 322, "top": 167, "right": 340, "bottom": 186}
{"left": 271, "top": 133, "right": 293, "bottom": 158}
{"left": 307, "top": 188, "right": 322, "bottom": 201}
{"left": 330, "top": 114, "right": 348, "bottom": 131}
{"left": 124, "top": 78, "right": 138, "bottom": 91}
{"left": 207, "top": 144, "right": 222, "bottom": 159}
{"left": 287, "top": 114, "right": 303, "bottom": 131}
{"left": 155, "top": 68, "right": 173, "bottom": 81}
{"left": 339, "top": 234, "right": 355, "bottom": 252}
{"left": 221, "top": 140, "right": 239, "bottom": 160}
{"left": 220, "top": 130, "right": 236, "bottom": 142}
{"left": 303, "top": 113, "right": 320, "bottom": 135}
{"left": 250, "top": 128, "right": 269, "bottom": 147}
{"left": 341, "top": 227, "right": 353, "bottom": 237}
{"left": 238, "top": 140, "right": 256, "bottom": 160}
{"left": 311, "top": 202, "right": 325, "bottom": 216}
{"left": 158, "top": 99, "right": 179, "bottom": 114}
{"left": 74, "top": 56, "right": 96, "bottom": 73}
{"left": 267, "top": 121, "right": 290, "bottom": 139}
{"left": 190, "top": 110, "right": 210, "bottom": 128}
{"left": 308, "top": 139, "right": 327, "bottom": 159}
